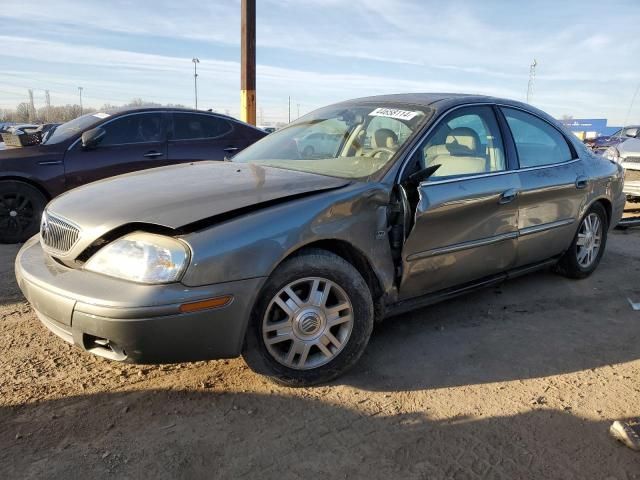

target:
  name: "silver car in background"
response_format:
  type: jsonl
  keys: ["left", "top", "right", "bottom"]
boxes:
{"left": 603, "top": 134, "right": 640, "bottom": 201}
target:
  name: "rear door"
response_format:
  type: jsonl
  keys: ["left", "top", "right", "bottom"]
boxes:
{"left": 499, "top": 107, "right": 585, "bottom": 267}
{"left": 167, "top": 112, "right": 248, "bottom": 161}
{"left": 399, "top": 105, "right": 520, "bottom": 300}
{"left": 63, "top": 112, "right": 168, "bottom": 189}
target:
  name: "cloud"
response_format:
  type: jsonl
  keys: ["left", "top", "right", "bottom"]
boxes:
{"left": 1, "top": 0, "right": 639, "bottom": 122}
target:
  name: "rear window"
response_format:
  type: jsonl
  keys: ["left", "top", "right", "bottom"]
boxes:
{"left": 502, "top": 108, "right": 573, "bottom": 167}
{"left": 172, "top": 113, "right": 233, "bottom": 140}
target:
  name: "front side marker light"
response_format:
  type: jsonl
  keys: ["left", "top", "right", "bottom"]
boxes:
{"left": 179, "top": 295, "right": 234, "bottom": 313}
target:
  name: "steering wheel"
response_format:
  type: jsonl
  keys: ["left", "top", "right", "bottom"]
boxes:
{"left": 367, "top": 147, "right": 396, "bottom": 158}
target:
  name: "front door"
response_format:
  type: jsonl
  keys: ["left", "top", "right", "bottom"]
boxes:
{"left": 399, "top": 105, "right": 520, "bottom": 300}
{"left": 64, "top": 112, "right": 168, "bottom": 189}
{"left": 499, "top": 107, "right": 586, "bottom": 267}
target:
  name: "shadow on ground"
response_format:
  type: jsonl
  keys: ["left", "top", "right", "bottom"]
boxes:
{"left": 342, "top": 246, "right": 640, "bottom": 392}
{"left": 1, "top": 389, "right": 638, "bottom": 479}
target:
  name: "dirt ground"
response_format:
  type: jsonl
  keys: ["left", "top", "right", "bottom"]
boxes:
{"left": 1, "top": 226, "right": 640, "bottom": 479}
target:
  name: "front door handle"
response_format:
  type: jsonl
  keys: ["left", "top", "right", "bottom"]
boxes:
{"left": 575, "top": 176, "right": 589, "bottom": 189}
{"left": 498, "top": 189, "right": 519, "bottom": 205}
{"left": 143, "top": 151, "right": 164, "bottom": 158}
{"left": 223, "top": 146, "right": 239, "bottom": 153}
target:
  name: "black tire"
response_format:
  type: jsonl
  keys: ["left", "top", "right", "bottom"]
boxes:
{"left": 555, "top": 202, "right": 608, "bottom": 279}
{"left": 243, "top": 248, "right": 374, "bottom": 387}
{"left": 0, "top": 180, "right": 47, "bottom": 244}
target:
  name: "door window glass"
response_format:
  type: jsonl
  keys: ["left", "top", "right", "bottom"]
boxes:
{"left": 100, "top": 113, "right": 163, "bottom": 146}
{"left": 502, "top": 107, "right": 573, "bottom": 167}
{"left": 172, "top": 113, "right": 233, "bottom": 140}
{"left": 420, "top": 106, "right": 506, "bottom": 179}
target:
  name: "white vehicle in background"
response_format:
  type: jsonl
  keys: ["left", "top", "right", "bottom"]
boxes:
{"left": 604, "top": 132, "right": 640, "bottom": 202}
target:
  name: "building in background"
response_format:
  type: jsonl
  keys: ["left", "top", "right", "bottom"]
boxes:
{"left": 558, "top": 118, "right": 621, "bottom": 140}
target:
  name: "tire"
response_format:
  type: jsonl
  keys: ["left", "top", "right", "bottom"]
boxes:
{"left": 243, "top": 248, "right": 374, "bottom": 387}
{"left": 555, "top": 202, "right": 608, "bottom": 279}
{"left": 0, "top": 180, "right": 47, "bottom": 244}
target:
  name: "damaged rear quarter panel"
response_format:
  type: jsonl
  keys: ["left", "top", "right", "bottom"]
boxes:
{"left": 179, "top": 182, "right": 396, "bottom": 294}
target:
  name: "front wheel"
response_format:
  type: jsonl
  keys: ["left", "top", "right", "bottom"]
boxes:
{"left": 243, "top": 249, "right": 374, "bottom": 387}
{"left": 556, "top": 202, "right": 608, "bottom": 279}
{"left": 0, "top": 180, "right": 47, "bottom": 244}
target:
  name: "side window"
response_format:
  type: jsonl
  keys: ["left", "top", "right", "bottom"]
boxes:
{"left": 502, "top": 108, "right": 573, "bottom": 167}
{"left": 172, "top": 113, "right": 233, "bottom": 140}
{"left": 100, "top": 113, "right": 163, "bottom": 146}
{"left": 421, "top": 106, "right": 505, "bottom": 179}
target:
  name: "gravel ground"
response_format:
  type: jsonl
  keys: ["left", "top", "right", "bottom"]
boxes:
{"left": 1, "top": 227, "right": 640, "bottom": 479}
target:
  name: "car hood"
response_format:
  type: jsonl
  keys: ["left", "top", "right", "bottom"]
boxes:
{"left": 618, "top": 137, "right": 640, "bottom": 156}
{"left": 47, "top": 161, "right": 350, "bottom": 257}
{"left": 0, "top": 142, "right": 65, "bottom": 159}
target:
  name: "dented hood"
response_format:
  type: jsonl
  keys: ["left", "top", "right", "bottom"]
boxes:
{"left": 47, "top": 161, "right": 350, "bottom": 248}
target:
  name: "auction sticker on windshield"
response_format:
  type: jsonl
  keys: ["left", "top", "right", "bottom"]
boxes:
{"left": 92, "top": 113, "right": 110, "bottom": 119}
{"left": 369, "top": 107, "right": 420, "bottom": 121}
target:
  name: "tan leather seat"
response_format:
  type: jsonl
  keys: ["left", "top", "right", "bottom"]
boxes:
{"left": 372, "top": 128, "right": 398, "bottom": 149}
{"left": 426, "top": 127, "right": 487, "bottom": 176}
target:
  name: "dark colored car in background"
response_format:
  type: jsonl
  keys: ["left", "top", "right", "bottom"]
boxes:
{"left": 0, "top": 107, "right": 266, "bottom": 243}
{"left": 584, "top": 125, "right": 640, "bottom": 154}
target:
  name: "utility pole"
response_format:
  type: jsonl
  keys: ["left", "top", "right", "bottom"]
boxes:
{"left": 27, "top": 89, "right": 35, "bottom": 122}
{"left": 192, "top": 57, "right": 200, "bottom": 109}
{"left": 78, "top": 86, "right": 83, "bottom": 114}
{"left": 44, "top": 90, "right": 51, "bottom": 122}
{"left": 240, "top": 0, "right": 256, "bottom": 124}
{"left": 526, "top": 58, "right": 537, "bottom": 104}
{"left": 288, "top": 96, "right": 291, "bottom": 123}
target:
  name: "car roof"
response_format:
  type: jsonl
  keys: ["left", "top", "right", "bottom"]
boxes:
{"left": 96, "top": 106, "right": 261, "bottom": 130}
{"left": 332, "top": 92, "right": 563, "bottom": 129}
{"left": 335, "top": 92, "right": 531, "bottom": 110}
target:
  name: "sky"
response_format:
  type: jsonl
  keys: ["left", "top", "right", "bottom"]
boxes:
{"left": 1, "top": 0, "right": 639, "bottom": 125}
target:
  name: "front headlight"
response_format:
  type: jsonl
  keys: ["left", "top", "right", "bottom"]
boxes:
{"left": 84, "top": 232, "right": 189, "bottom": 284}
{"left": 603, "top": 146, "right": 621, "bottom": 163}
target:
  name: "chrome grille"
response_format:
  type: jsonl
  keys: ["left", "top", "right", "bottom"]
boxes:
{"left": 40, "top": 212, "right": 80, "bottom": 254}
{"left": 624, "top": 169, "right": 640, "bottom": 183}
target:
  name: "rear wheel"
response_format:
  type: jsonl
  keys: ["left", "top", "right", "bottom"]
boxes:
{"left": 243, "top": 249, "right": 374, "bottom": 387}
{"left": 556, "top": 202, "right": 608, "bottom": 279}
{"left": 0, "top": 181, "right": 47, "bottom": 244}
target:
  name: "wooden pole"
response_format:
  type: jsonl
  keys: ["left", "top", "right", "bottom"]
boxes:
{"left": 241, "top": 0, "right": 256, "bottom": 125}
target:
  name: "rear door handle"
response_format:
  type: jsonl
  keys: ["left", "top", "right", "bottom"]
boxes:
{"left": 223, "top": 146, "right": 239, "bottom": 153}
{"left": 144, "top": 151, "right": 164, "bottom": 158}
{"left": 498, "top": 189, "right": 519, "bottom": 205}
{"left": 575, "top": 177, "right": 589, "bottom": 189}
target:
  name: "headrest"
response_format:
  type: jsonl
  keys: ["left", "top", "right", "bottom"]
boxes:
{"left": 445, "top": 127, "right": 480, "bottom": 156}
{"left": 372, "top": 128, "right": 398, "bottom": 149}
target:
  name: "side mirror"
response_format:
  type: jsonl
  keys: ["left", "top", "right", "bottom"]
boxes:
{"left": 81, "top": 127, "right": 106, "bottom": 149}
{"left": 624, "top": 128, "right": 639, "bottom": 138}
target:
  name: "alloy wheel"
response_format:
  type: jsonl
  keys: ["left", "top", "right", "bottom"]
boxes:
{"left": 0, "top": 192, "right": 35, "bottom": 237}
{"left": 576, "top": 212, "right": 602, "bottom": 268}
{"left": 262, "top": 277, "right": 354, "bottom": 370}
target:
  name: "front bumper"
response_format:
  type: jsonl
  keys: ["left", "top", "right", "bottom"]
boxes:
{"left": 15, "top": 236, "right": 266, "bottom": 363}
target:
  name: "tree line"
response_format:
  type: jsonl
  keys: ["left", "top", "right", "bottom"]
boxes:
{"left": 0, "top": 98, "right": 186, "bottom": 124}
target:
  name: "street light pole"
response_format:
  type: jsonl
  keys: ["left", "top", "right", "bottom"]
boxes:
{"left": 192, "top": 57, "right": 200, "bottom": 109}
{"left": 78, "top": 86, "right": 83, "bottom": 114}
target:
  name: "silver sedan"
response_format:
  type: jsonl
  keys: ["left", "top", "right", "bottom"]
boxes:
{"left": 15, "top": 93, "right": 625, "bottom": 386}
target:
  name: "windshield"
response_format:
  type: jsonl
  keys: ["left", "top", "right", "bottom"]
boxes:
{"left": 42, "top": 112, "right": 110, "bottom": 144}
{"left": 232, "top": 103, "right": 432, "bottom": 178}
